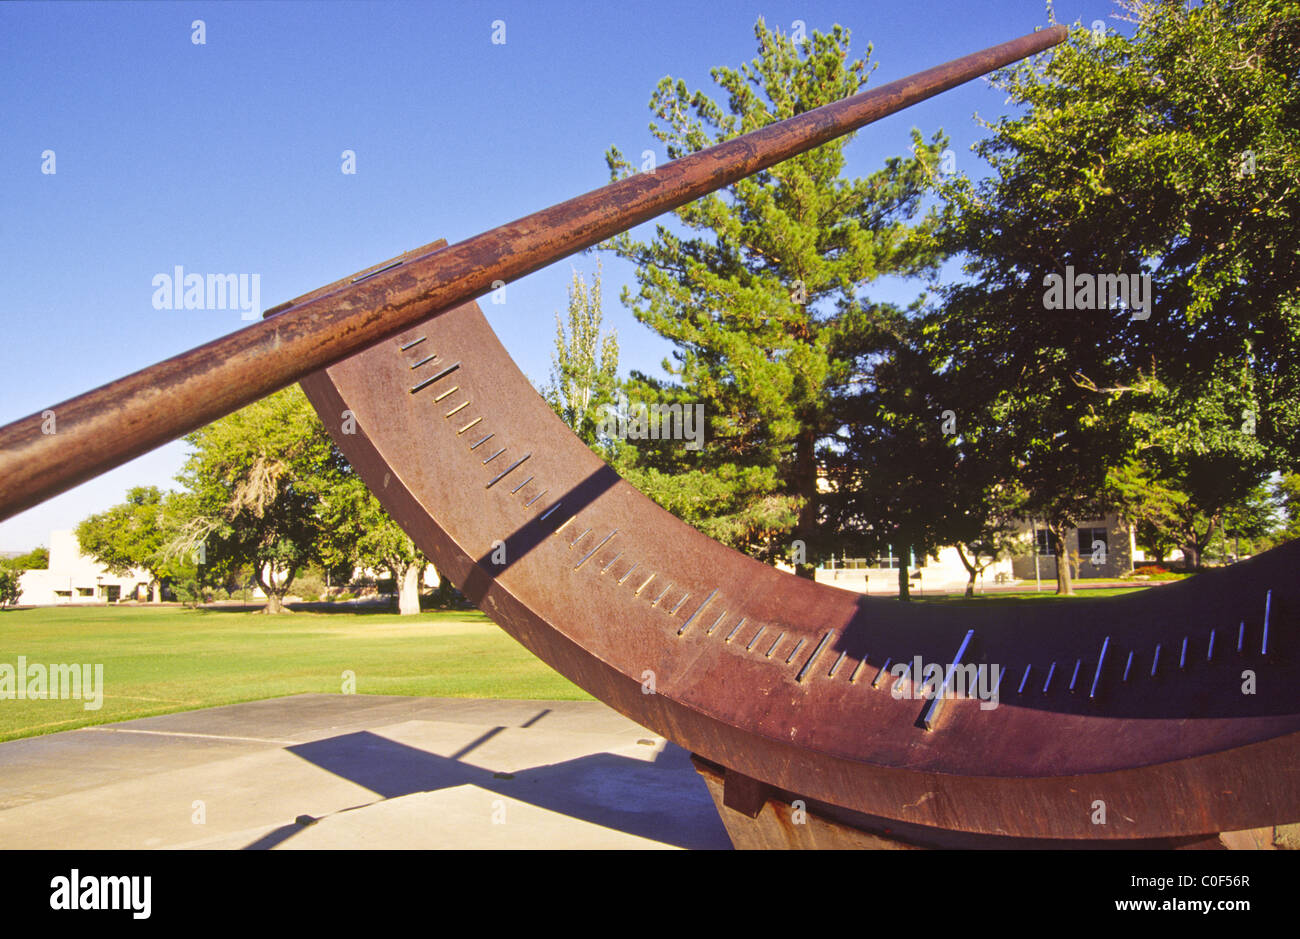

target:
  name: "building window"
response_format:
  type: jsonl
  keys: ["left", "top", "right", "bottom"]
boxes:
{"left": 825, "top": 547, "right": 924, "bottom": 570}
{"left": 77, "top": 587, "right": 94, "bottom": 597}
{"left": 1035, "top": 529, "right": 1054, "bottom": 557}
{"left": 829, "top": 556, "right": 881, "bottom": 569}
{"left": 868, "top": 550, "right": 901, "bottom": 570}
{"left": 1078, "top": 527, "right": 1108, "bottom": 563}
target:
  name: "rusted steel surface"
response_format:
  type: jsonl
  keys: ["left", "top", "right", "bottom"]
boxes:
{"left": 689, "top": 755, "right": 1245, "bottom": 849}
{"left": 299, "top": 291, "right": 1299, "bottom": 843}
{"left": 0, "top": 26, "right": 1067, "bottom": 522}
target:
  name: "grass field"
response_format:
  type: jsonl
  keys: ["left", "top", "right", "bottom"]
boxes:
{"left": 0, "top": 586, "right": 1155, "bottom": 742}
{"left": 0, "top": 605, "right": 591, "bottom": 742}
{"left": 914, "top": 586, "right": 1149, "bottom": 603}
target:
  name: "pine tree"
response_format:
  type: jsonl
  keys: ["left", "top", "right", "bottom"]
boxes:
{"left": 603, "top": 18, "right": 947, "bottom": 577}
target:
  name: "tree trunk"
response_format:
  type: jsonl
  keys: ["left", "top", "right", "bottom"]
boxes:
{"left": 431, "top": 566, "right": 455, "bottom": 608}
{"left": 897, "top": 545, "right": 911, "bottom": 602}
{"left": 256, "top": 565, "right": 294, "bottom": 614}
{"left": 398, "top": 563, "right": 423, "bottom": 616}
{"left": 954, "top": 544, "right": 978, "bottom": 599}
{"left": 1190, "top": 517, "right": 1217, "bottom": 571}
{"left": 791, "top": 429, "right": 819, "bottom": 581}
{"left": 1181, "top": 513, "right": 1218, "bottom": 571}
{"left": 1050, "top": 526, "right": 1073, "bottom": 596}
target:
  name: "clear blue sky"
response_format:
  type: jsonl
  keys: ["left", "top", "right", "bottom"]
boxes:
{"left": 0, "top": 0, "right": 1126, "bottom": 551}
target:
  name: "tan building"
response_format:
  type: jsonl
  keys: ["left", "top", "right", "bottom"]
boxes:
{"left": 805, "top": 513, "right": 1137, "bottom": 596}
{"left": 16, "top": 530, "right": 151, "bottom": 605}
{"left": 1008, "top": 513, "right": 1138, "bottom": 582}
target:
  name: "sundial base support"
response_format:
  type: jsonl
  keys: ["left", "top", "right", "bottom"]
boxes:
{"left": 691, "top": 755, "right": 1282, "bottom": 850}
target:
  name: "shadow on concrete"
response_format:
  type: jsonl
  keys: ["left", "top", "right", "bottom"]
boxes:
{"left": 243, "top": 718, "right": 729, "bottom": 850}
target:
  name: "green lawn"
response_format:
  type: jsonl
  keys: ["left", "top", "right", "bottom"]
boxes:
{"left": 0, "top": 587, "right": 1157, "bottom": 742}
{"left": 0, "top": 605, "right": 591, "bottom": 742}
{"left": 914, "top": 586, "right": 1151, "bottom": 604}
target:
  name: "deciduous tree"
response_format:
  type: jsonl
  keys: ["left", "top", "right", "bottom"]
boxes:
{"left": 76, "top": 486, "right": 170, "bottom": 602}
{"left": 935, "top": 0, "right": 1300, "bottom": 589}
{"left": 171, "top": 387, "right": 339, "bottom": 614}
{"left": 544, "top": 264, "right": 619, "bottom": 448}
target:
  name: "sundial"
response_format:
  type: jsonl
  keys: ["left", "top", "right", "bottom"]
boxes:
{"left": 0, "top": 25, "right": 1295, "bottom": 848}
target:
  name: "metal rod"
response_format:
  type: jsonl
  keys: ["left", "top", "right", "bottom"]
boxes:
{"left": 1089, "top": 637, "right": 1109, "bottom": 699}
{"left": 919, "top": 629, "right": 976, "bottom": 729}
{"left": 0, "top": 26, "right": 1067, "bottom": 521}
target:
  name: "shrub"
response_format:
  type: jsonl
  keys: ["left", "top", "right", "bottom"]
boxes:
{"left": 291, "top": 568, "right": 327, "bottom": 603}
{"left": 0, "top": 568, "right": 20, "bottom": 608}
{"left": 1132, "top": 564, "right": 1168, "bottom": 577}
{"left": 173, "top": 578, "right": 208, "bottom": 608}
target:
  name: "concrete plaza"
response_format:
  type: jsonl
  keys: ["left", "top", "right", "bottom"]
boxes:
{"left": 0, "top": 694, "right": 732, "bottom": 849}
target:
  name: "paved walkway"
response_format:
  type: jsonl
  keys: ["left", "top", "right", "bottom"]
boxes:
{"left": 0, "top": 694, "right": 732, "bottom": 849}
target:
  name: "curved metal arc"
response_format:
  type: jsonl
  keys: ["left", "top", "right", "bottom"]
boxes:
{"left": 300, "top": 293, "right": 1300, "bottom": 841}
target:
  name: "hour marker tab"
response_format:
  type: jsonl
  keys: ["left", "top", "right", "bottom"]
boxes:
{"left": 918, "top": 629, "right": 976, "bottom": 730}
{"left": 724, "top": 618, "right": 746, "bottom": 642}
{"left": 574, "top": 530, "right": 617, "bottom": 571}
{"left": 410, "top": 361, "right": 461, "bottom": 394}
{"left": 486, "top": 454, "right": 531, "bottom": 489}
{"left": 1088, "top": 637, "right": 1110, "bottom": 699}
{"left": 678, "top": 590, "right": 719, "bottom": 637}
{"left": 1262, "top": 589, "right": 1272, "bottom": 656}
